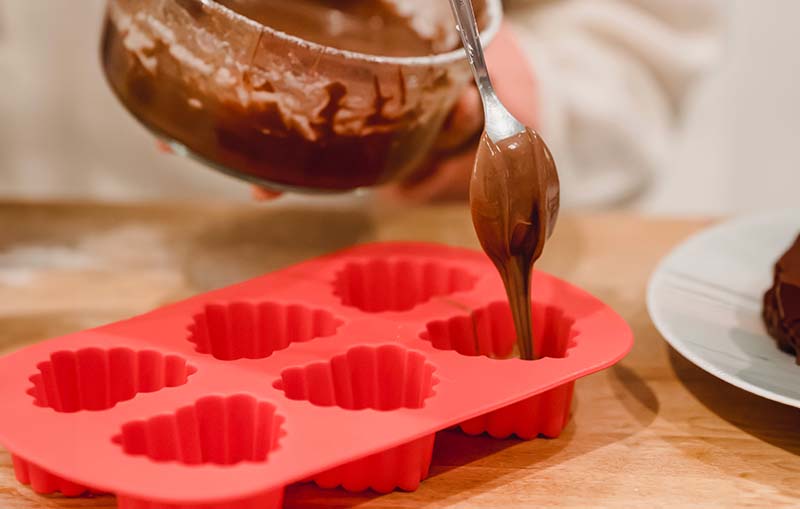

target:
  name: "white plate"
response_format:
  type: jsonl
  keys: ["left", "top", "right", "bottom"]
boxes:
{"left": 647, "top": 209, "right": 800, "bottom": 408}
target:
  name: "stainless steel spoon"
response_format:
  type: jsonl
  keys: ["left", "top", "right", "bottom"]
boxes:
{"left": 447, "top": 0, "right": 525, "bottom": 143}
{"left": 448, "top": 0, "right": 561, "bottom": 360}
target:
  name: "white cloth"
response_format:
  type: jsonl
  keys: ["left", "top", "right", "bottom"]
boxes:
{"left": 0, "top": 0, "right": 722, "bottom": 206}
{"left": 506, "top": 0, "right": 722, "bottom": 207}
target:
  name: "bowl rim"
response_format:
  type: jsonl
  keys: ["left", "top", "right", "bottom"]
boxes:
{"left": 202, "top": 0, "right": 504, "bottom": 66}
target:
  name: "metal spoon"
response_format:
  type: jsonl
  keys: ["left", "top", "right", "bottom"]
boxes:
{"left": 448, "top": 0, "right": 561, "bottom": 360}
{"left": 447, "top": 0, "right": 525, "bottom": 143}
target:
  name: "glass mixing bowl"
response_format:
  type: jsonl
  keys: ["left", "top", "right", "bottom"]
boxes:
{"left": 100, "top": 0, "right": 502, "bottom": 192}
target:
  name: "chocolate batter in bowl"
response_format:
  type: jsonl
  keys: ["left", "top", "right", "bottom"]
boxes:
{"left": 101, "top": 0, "right": 502, "bottom": 191}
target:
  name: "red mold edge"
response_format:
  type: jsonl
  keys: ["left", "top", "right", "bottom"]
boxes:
{"left": 12, "top": 455, "right": 103, "bottom": 497}
{"left": 332, "top": 258, "right": 477, "bottom": 312}
{"left": 313, "top": 434, "right": 435, "bottom": 493}
{"left": 422, "top": 301, "right": 578, "bottom": 439}
{"left": 460, "top": 382, "right": 575, "bottom": 440}
{"left": 117, "top": 489, "right": 283, "bottom": 509}
{"left": 188, "top": 302, "right": 343, "bottom": 361}
{"left": 11, "top": 452, "right": 285, "bottom": 508}
{"left": 115, "top": 490, "right": 284, "bottom": 509}
{"left": 28, "top": 348, "right": 197, "bottom": 413}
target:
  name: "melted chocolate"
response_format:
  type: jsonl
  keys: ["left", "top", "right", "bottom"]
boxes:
{"left": 470, "top": 128, "right": 559, "bottom": 360}
{"left": 100, "top": 6, "right": 451, "bottom": 191}
{"left": 763, "top": 234, "right": 800, "bottom": 363}
{"left": 214, "top": 0, "right": 436, "bottom": 57}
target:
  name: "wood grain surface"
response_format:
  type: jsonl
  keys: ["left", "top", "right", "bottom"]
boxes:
{"left": 0, "top": 200, "right": 797, "bottom": 508}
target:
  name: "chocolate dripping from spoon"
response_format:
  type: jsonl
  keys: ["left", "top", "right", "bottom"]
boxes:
{"left": 470, "top": 128, "right": 559, "bottom": 360}
{"left": 448, "top": 0, "right": 560, "bottom": 360}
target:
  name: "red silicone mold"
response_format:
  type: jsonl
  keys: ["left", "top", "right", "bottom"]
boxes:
{"left": 0, "top": 242, "right": 632, "bottom": 508}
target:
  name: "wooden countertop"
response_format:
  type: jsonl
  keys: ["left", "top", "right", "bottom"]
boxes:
{"left": 0, "top": 200, "right": 797, "bottom": 508}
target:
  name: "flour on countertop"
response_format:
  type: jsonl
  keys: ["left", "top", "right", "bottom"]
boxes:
{"left": 0, "top": 225, "right": 174, "bottom": 287}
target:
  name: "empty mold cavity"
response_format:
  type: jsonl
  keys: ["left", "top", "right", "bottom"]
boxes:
{"left": 332, "top": 258, "right": 477, "bottom": 312}
{"left": 188, "top": 302, "right": 342, "bottom": 360}
{"left": 113, "top": 394, "right": 283, "bottom": 466}
{"left": 421, "top": 301, "right": 578, "bottom": 359}
{"left": 28, "top": 348, "right": 196, "bottom": 413}
{"left": 274, "top": 345, "right": 437, "bottom": 410}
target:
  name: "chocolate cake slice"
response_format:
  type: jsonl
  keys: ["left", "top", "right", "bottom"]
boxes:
{"left": 763, "top": 234, "right": 800, "bottom": 363}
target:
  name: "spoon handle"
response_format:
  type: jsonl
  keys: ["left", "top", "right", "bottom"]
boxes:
{"left": 447, "top": 0, "right": 493, "bottom": 95}
{"left": 448, "top": 0, "right": 525, "bottom": 141}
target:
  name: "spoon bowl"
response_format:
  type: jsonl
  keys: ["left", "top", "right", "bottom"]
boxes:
{"left": 448, "top": 0, "right": 561, "bottom": 360}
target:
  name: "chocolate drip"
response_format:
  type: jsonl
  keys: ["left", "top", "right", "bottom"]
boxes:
{"left": 470, "top": 128, "right": 559, "bottom": 360}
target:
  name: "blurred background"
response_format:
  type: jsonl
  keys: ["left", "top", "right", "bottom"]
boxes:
{"left": 0, "top": 0, "right": 797, "bottom": 215}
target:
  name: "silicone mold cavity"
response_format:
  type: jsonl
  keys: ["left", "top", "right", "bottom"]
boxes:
{"left": 28, "top": 348, "right": 196, "bottom": 413}
{"left": 188, "top": 302, "right": 342, "bottom": 360}
{"left": 333, "top": 258, "right": 477, "bottom": 312}
{"left": 422, "top": 301, "right": 579, "bottom": 438}
{"left": 114, "top": 394, "right": 284, "bottom": 466}
{"left": 275, "top": 345, "right": 437, "bottom": 410}
{"left": 421, "top": 301, "right": 578, "bottom": 359}
{"left": 0, "top": 242, "right": 633, "bottom": 507}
